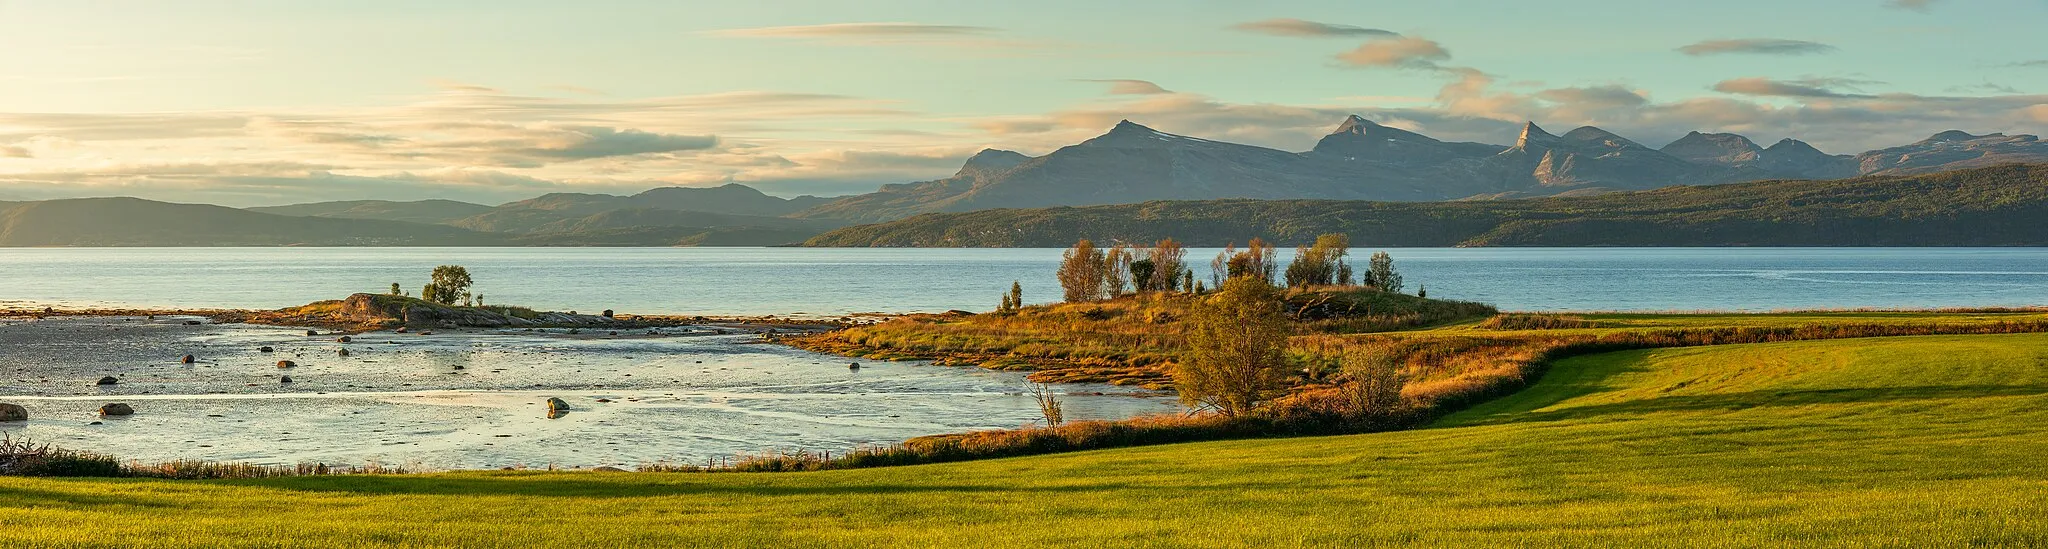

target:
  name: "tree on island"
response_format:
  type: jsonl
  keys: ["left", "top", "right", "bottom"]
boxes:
{"left": 1177, "top": 276, "right": 1291, "bottom": 416}
{"left": 1363, "top": 252, "right": 1403, "bottom": 293}
{"left": 1057, "top": 239, "right": 1108, "bottom": 302}
{"left": 389, "top": 283, "right": 402, "bottom": 296}
{"left": 422, "top": 265, "right": 473, "bottom": 305}
{"left": 1009, "top": 281, "right": 1023, "bottom": 312}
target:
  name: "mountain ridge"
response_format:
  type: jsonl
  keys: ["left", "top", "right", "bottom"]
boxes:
{"left": 790, "top": 118, "right": 2048, "bottom": 223}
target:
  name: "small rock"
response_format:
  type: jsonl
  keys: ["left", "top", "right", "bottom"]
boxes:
{"left": 277, "top": 360, "right": 297, "bottom": 369}
{"left": 99, "top": 403, "right": 134, "bottom": 416}
{"left": 306, "top": 330, "right": 319, "bottom": 336}
{"left": 546, "top": 397, "right": 570, "bottom": 418}
{"left": 95, "top": 376, "right": 119, "bottom": 386}
{"left": 0, "top": 403, "right": 26, "bottom": 422}
{"left": 280, "top": 375, "right": 294, "bottom": 384}
{"left": 419, "top": 331, "right": 433, "bottom": 336}
{"left": 595, "top": 398, "right": 612, "bottom": 403}
{"left": 601, "top": 310, "right": 615, "bottom": 318}
{"left": 257, "top": 346, "right": 275, "bottom": 353}
{"left": 337, "top": 348, "right": 352, "bottom": 357}
{"left": 180, "top": 355, "right": 196, "bottom": 364}
{"left": 182, "top": 320, "right": 202, "bottom": 326}
{"left": 336, "top": 336, "right": 352, "bottom": 343}
{"left": 848, "top": 362, "right": 861, "bottom": 371}
{"left": 88, "top": 421, "right": 102, "bottom": 425}
{"left": 395, "top": 327, "right": 409, "bottom": 334}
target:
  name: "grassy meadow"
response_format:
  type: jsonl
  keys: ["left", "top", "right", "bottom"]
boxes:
{"left": 4, "top": 330, "right": 2046, "bottom": 547}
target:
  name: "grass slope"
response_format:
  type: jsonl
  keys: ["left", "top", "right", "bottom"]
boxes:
{"left": 5, "top": 332, "right": 2045, "bottom": 547}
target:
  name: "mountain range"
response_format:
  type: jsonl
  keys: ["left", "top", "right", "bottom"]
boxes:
{"left": 789, "top": 117, "right": 2048, "bottom": 221}
{"left": 803, "top": 164, "right": 2048, "bottom": 247}
{"left": 2, "top": 118, "right": 2045, "bottom": 246}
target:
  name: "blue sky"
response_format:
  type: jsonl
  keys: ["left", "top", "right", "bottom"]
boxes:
{"left": 0, "top": 0, "right": 2042, "bottom": 205}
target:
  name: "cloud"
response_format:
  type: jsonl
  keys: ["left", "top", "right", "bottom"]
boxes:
{"left": 2008, "top": 60, "right": 2048, "bottom": 68}
{"left": 1948, "top": 82, "right": 2021, "bottom": 94}
{"left": 1230, "top": 18, "right": 1397, "bottom": 38}
{"left": 1677, "top": 39, "right": 1836, "bottom": 56}
{"left": 2026, "top": 105, "right": 2048, "bottom": 123}
{"left": 1336, "top": 37, "right": 1452, "bottom": 69}
{"left": 1712, "top": 77, "right": 1877, "bottom": 99}
{"left": 1888, "top": 0, "right": 1942, "bottom": 11}
{"left": 0, "top": 146, "right": 30, "bottom": 158}
{"left": 1080, "top": 79, "right": 1172, "bottom": 95}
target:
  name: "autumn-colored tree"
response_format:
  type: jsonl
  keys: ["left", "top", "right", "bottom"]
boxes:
{"left": 1224, "top": 238, "right": 1278, "bottom": 284}
{"left": 1056, "top": 239, "right": 1108, "bottom": 302}
{"left": 1104, "top": 245, "right": 1133, "bottom": 297}
{"left": 1284, "top": 233, "right": 1351, "bottom": 288}
{"left": 1149, "top": 238, "right": 1188, "bottom": 292}
{"left": 1176, "top": 276, "right": 1291, "bottom": 416}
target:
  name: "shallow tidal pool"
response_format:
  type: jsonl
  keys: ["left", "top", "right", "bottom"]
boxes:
{"left": 0, "top": 316, "right": 1176, "bottom": 470}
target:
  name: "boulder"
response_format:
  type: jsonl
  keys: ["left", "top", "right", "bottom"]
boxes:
{"left": 95, "top": 376, "right": 119, "bottom": 386}
{"left": 280, "top": 375, "right": 293, "bottom": 384}
{"left": 277, "top": 360, "right": 296, "bottom": 368}
{"left": 99, "top": 403, "right": 134, "bottom": 416}
{"left": 848, "top": 362, "right": 861, "bottom": 371}
{"left": 337, "top": 348, "right": 352, "bottom": 357}
{"left": 0, "top": 403, "right": 26, "bottom": 422}
{"left": 546, "top": 397, "right": 570, "bottom": 418}
{"left": 257, "top": 346, "right": 275, "bottom": 353}
{"left": 306, "top": 330, "right": 319, "bottom": 336}
{"left": 180, "top": 354, "right": 196, "bottom": 364}
{"left": 394, "top": 327, "right": 409, "bottom": 334}
{"left": 336, "top": 336, "right": 352, "bottom": 343}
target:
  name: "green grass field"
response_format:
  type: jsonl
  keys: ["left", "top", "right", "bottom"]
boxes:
{"left": 5, "top": 331, "right": 2045, "bottom": 547}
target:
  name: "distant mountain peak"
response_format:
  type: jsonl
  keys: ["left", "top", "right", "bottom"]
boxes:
{"left": 1515, "top": 122, "right": 1560, "bottom": 148}
{"left": 1663, "top": 131, "right": 1764, "bottom": 166}
{"left": 1081, "top": 119, "right": 1207, "bottom": 148}
{"left": 1333, "top": 114, "right": 1377, "bottom": 134}
{"left": 1109, "top": 119, "right": 1157, "bottom": 133}
{"left": 956, "top": 148, "right": 1031, "bottom": 177}
{"left": 1562, "top": 126, "right": 1647, "bottom": 149}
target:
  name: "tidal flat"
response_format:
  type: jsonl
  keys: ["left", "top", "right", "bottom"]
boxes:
{"left": 0, "top": 315, "right": 1174, "bottom": 470}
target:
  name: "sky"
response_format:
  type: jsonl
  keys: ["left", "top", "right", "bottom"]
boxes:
{"left": 0, "top": 0, "right": 2044, "bottom": 206}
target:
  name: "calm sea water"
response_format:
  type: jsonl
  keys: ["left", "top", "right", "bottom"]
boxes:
{"left": 2, "top": 247, "right": 2045, "bottom": 314}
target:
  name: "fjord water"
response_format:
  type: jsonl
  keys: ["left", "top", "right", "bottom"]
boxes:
{"left": 2, "top": 247, "right": 2046, "bottom": 314}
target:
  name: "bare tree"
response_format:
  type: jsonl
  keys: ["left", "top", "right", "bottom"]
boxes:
{"left": 1026, "top": 381, "right": 1064, "bottom": 427}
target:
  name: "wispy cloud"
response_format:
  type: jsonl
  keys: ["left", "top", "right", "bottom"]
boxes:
{"left": 1677, "top": 38, "right": 1836, "bottom": 56}
{"left": 2007, "top": 60, "right": 2048, "bottom": 68}
{"left": 1336, "top": 37, "right": 1452, "bottom": 70}
{"left": 1230, "top": 18, "right": 1397, "bottom": 38}
{"left": 1079, "top": 79, "right": 1173, "bottom": 95}
{"left": 1888, "top": 0, "right": 1943, "bottom": 11}
{"left": 1712, "top": 77, "right": 1877, "bottom": 99}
